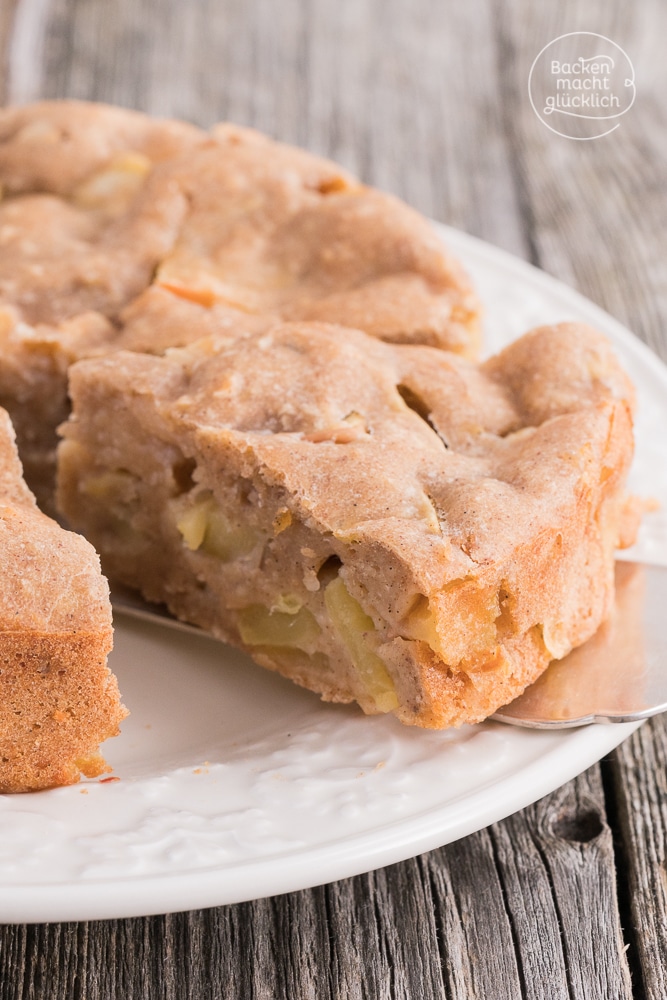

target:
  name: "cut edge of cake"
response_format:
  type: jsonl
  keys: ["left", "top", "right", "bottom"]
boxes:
{"left": 0, "top": 407, "right": 127, "bottom": 793}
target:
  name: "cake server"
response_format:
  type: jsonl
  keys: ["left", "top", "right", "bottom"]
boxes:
{"left": 111, "top": 560, "right": 667, "bottom": 730}
{"left": 492, "top": 560, "right": 667, "bottom": 728}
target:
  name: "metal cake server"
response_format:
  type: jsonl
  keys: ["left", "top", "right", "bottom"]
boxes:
{"left": 111, "top": 560, "right": 667, "bottom": 730}
{"left": 493, "top": 560, "right": 667, "bottom": 728}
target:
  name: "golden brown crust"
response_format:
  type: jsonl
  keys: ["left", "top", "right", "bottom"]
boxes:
{"left": 0, "top": 408, "right": 125, "bottom": 792}
{"left": 57, "top": 320, "right": 635, "bottom": 728}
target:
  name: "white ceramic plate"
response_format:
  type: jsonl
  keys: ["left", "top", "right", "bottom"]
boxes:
{"left": 2, "top": 225, "right": 666, "bottom": 924}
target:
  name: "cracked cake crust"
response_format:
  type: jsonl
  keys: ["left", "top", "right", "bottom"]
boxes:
{"left": 57, "top": 320, "right": 636, "bottom": 728}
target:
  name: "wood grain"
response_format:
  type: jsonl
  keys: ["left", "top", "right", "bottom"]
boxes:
{"left": 607, "top": 718, "right": 667, "bottom": 999}
{"left": 1, "top": 0, "right": 666, "bottom": 997}
{"left": 0, "top": 773, "right": 635, "bottom": 1000}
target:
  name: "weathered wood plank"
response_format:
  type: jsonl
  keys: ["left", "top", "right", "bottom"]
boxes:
{"left": 495, "top": 6, "right": 667, "bottom": 993}
{"left": 426, "top": 767, "right": 632, "bottom": 1000}
{"left": 608, "top": 716, "right": 667, "bottom": 1000}
{"left": 427, "top": 831, "right": 525, "bottom": 998}
{"left": 505, "top": 771, "right": 631, "bottom": 999}
{"left": 495, "top": 0, "right": 667, "bottom": 357}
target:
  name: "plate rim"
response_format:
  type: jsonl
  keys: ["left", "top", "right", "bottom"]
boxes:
{"left": 2, "top": 719, "right": 640, "bottom": 923}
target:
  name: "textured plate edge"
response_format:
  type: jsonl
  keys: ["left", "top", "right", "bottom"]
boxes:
{"left": 441, "top": 223, "right": 666, "bottom": 373}
{"left": 1, "top": 721, "right": 640, "bottom": 922}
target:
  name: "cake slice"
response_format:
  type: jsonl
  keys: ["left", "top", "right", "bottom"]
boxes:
{"left": 57, "top": 320, "right": 636, "bottom": 728}
{"left": 0, "top": 408, "right": 125, "bottom": 792}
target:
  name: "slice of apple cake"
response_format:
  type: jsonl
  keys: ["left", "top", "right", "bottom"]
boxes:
{"left": 57, "top": 320, "right": 636, "bottom": 728}
{"left": 0, "top": 408, "right": 126, "bottom": 792}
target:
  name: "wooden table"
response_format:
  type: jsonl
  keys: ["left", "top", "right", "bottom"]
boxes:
{"left": 1, "top": 1, "right": 666, "bottom": 996}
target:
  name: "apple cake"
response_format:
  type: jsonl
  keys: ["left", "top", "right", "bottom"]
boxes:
{"left": 0, "top": 407, "right": 125, "bottom": 792}
{"left": 57, "top": 319, "right": 636, "bottom": 728}
{"left": 0, "top": 101, "right": 480, "bottom": 509}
